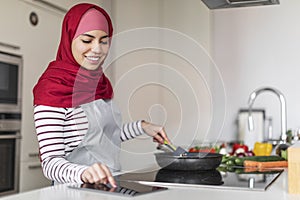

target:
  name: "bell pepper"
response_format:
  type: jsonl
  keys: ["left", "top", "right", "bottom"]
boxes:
{"left": 253, "top": 142, "right": 273, "bottom": 156}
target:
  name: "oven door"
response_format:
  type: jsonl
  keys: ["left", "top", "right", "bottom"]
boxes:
{"left": 0, "top": 52, "right": 22, "bottom": 113}
{"left": 0, "top": 133, "right": 21, "bottom": 196}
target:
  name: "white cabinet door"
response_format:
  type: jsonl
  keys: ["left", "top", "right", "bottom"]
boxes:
{"left": 19, "top": 161, "right": 51, "bottom": 192}
{"left": 17, "top": 0, "right": 62, "bottom": 163}
{"left": 19, "top": 0, "right": 60, "bottom": 191}
{"left": 0, "top": 0, "right": 61, "bottom": 192}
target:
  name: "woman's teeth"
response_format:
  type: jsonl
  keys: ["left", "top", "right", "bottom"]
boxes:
{"left": 86, "top": 56, "right": 100, "bottom": 61}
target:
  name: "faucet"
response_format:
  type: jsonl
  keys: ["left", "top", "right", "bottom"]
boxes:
{"left": 248, "top": 87, "right": 287, "bottom": 142}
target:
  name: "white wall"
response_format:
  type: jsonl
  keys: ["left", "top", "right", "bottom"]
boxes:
{"left": 109, "top": 0, "right": 211, "bottom": 171}
{"left": 112, "top": 0, "right": 300, "bottom": 169}
{"left": 108, "top": 0, "right": 162, "bottom": 171}
{"left": 159, "top": 0, "right": 217, "bottom": 146}
{"left": 212, "top": 0, "right": 300, "bottom": 143}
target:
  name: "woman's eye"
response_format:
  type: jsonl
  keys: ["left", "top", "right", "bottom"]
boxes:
{"left": 100, "top": 40, "right": 108, "bottom": 45}
{"left": 81, "top": 40, "right": 91, "bottom": 44}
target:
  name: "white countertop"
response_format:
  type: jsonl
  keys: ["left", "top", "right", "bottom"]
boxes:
{"left": 1, "top": 170, "right": 299, "bottom": 200}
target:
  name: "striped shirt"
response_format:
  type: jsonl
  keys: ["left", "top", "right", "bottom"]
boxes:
{"left": 34, "top": 105, "right": 145, "bottom": 183}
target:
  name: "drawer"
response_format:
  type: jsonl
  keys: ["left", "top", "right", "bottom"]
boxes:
{"left": 19, "top": 161, "right": 51, "bottom": 192}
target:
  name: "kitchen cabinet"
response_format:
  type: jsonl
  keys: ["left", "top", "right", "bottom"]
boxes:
{"left": 19, "top": 161, "right": 51, "bottom": 192}
{"left": 21, "top": 0, "right": 111, "bottom": 13}
{"left": 0, "top": 0, "right": 62, "bottom": 192}
{"left": 18, "top": 1, "right": 62, "bottom": 192}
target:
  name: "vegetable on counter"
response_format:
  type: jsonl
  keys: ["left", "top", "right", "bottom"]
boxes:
{"left": 222, "top": 155, "right": 237, "bottom": 166}
{"left": 253, "top": 142, "right": 273, "bottom": 156}
{"left": 243, "top": 160, "right": 288, "bottom": 168}
{"left": 232, "top": 143, "right": 248, "bottom": 153}
{"left": 231, "top": 143, "right": 254, "bottom": 157}
{"left": 276, "top": 143, "right": 290, "bottom": 160}
{"left": 221, "top": 155, "right": 285, "bottom": 167}
{"left": 234, "top": 155, "right": 285, "bottom": 166}
{"left": 234, "top": 167, "right": 284, "bottom": 174}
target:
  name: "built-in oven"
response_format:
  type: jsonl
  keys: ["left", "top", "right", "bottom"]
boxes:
{"left": 0, "top": 113, "right": 21, "bottom": 196}
{"left": 0, "top": 51, "right": 22, "bottom": 196}
{"left": 0, "top": 52, "right": 22, "bottom": 113}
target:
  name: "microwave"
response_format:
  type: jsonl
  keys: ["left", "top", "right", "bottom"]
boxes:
{"left": 0, "top": 52, "right": 22, "bottom": 113}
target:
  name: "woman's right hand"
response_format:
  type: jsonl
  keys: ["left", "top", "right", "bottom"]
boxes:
{"left": 81, "top": 163, "right": 117, "bottom": 187}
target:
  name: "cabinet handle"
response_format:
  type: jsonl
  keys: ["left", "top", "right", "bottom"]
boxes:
{"left": 0, "top": 41, "right": 20, "bottom": 50}
{"left": 29, "top": 153, "right": 39, "bottom": 158}
{"left": 28, "top": 164, "right": 41, "bottom": 170}
{"left": 0, "top": 134, "right": 21, "bottom": 139}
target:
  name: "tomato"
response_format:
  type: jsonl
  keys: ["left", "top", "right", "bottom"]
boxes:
{"left": 188, "top": 148, "right": 198, "bottom": 153}
{"left": 198, "top": 148, "right": 216, "bottom": 153}
{"left": 209, "top": 148, "right": 216, "bottom": 153}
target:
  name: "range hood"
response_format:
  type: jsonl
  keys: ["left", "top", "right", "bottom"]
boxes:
{"left": 201, "top": 0, "right": 280, "bottom": 9}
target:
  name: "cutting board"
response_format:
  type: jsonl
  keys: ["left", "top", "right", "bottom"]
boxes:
{"left": 288, "top": 141, "right": 300, "bottom": 194}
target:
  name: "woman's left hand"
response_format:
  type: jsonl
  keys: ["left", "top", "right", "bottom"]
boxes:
{"left": 141, "top": 121, "right": 171, "bottom": 144}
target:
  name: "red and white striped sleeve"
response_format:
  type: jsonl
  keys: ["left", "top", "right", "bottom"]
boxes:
{"left": 120, "top": 120, "right": 146, "bottom": 141}
{"left": 33, "top": 105, "right": 88, "bottom": 183}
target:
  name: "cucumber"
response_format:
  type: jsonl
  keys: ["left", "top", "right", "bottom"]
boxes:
{"left": 222, "top": 155, "right": 236, "bottom": 164}
{"left": 235, "top": 156, "right": 285, "bottom": 166}
{"left": 226, "top": 159, "right": 235, "bottom": 166}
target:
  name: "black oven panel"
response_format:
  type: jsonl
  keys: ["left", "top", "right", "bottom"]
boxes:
{"left": 0, "top": 52, "right": 22, "bottom": 113}
{"left": 0, "top": 112, "right": 21, "bottom": 196}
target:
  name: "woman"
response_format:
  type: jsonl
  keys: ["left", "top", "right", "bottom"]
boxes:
{"left": 33, "top": 3, "right": 170, "bottom": 187}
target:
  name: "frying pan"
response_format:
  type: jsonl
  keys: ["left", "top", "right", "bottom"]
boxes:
{"left": 154, "top": 152, "right": 223, "bottom": 171}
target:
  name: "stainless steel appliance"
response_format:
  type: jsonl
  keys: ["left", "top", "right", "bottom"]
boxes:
{"left": 0, "top": 113, "right": 21, "bottom": 196}
{"left": 201, "top": 0, "right": 280, "bottom": 9}
{"left": 0, "top": 51, "right": 22, "bottom": 196}
{"left": 0, "top": 52, "right": 23, "bottom": 113}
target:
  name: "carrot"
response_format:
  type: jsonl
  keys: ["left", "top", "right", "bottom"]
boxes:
{"left": 243, "top": 167, "right": 259, "bottom": 173}
{"left": 243, "top": 160, "right": 288, "bottom": 169}
{"left": 244, "top": 160, "right": 260, "bottom": 168}
{"left": 257, "top": 161, "right": 288, "bottom": 169}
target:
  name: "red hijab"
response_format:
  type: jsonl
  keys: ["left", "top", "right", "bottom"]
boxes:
{"left": 33, "top": 3, "right": 113, "bottom": 108}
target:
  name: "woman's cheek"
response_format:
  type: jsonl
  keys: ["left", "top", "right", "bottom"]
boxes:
{"left": 77, "top": 44, "right": 90, "bottom": 53}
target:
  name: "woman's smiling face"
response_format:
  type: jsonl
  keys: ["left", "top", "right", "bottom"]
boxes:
{"left": 71, "top": 30, "right": 110, "bottom": 70}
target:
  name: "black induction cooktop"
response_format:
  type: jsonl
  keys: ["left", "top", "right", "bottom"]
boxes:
{"left": 116, "top": 167, "right": 283, "bottom": 191}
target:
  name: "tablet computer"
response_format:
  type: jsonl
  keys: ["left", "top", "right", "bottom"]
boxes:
{"left": 68, "top": 180, "right": 167, "bottom": 197}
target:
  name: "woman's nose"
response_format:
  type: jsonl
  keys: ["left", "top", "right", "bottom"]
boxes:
{"left": 91, "top": 43, "right": 102, "bottom": 53}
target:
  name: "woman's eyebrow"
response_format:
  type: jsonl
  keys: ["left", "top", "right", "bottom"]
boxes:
{"left": 100, "top": 35, "right": 109, "bottom": 40}
{"left": 81, "top": 34, "right": 109, "bottom": 40}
